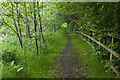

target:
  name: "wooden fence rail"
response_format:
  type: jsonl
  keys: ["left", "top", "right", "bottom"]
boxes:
{"left": 75, "top": 31, "right": 120, "bottom": 77}
{"left": 76, "top": 31, "right": 120, "bottom": 59}
{"left": 72, "top": 19, "right": 120, "bottom": 40}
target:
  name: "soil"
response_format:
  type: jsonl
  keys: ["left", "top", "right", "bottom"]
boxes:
{"left": 59, "top": 31, "right": 89, "bottom": 78}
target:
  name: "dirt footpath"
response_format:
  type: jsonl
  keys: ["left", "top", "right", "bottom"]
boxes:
{"left": 59, "top": 32, "right": 89, "bottom": 78}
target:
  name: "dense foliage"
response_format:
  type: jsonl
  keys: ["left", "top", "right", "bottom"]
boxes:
{"left": 57, "top": 2, "right": 120, "bottom": 74}
{"left": 0, "top": 2, "right": 120, "bottom": 78}
{"left": 0, "top": 2, "right": 67, "bottom": 78}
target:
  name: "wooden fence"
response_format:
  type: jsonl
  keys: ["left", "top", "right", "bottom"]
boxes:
{"left": 75, "top": 31, "right": 120, "bottom": 77}
{"left": 71, "top": 19, "right": 120, "bottom": 77}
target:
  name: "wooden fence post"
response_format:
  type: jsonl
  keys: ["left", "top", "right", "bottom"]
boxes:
{"left": 110, "top": 37, "right": 114, "bottom": 66}
{"left": 88, "top": 30, "right": 90, "bottom": 42}
{"left": 76, "top": 30, "right": 120, "bottom": 77}
{"left": 92, "top": 31, "right": 94, "bottom": 47}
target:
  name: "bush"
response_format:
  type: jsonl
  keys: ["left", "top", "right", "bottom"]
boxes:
{"left": 2, "top": 49, "right": 17, "bottom": 64}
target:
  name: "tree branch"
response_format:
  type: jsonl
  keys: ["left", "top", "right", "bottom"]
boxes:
{"left": 0, "top": 15, "right": 18, "bottom": 35}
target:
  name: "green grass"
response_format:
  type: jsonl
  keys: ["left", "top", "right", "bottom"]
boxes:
{"left": 1, "top": 29, "right": 67, "bottom": 78}
{"left": 69, "top": 32, "right": 116, "bottom": 78}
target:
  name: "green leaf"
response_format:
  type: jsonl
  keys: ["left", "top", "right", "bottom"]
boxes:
{"left": 13, "top": 66, "right": 18, "bottom": 69}
{"left": 17, "top": 67, "right": 24, "bottom": 72}
{"left": 10, "top": 61, "right": 14, "bottom": 66}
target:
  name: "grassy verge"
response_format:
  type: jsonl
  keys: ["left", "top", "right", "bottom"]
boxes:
{"left": 1, "top": 30, "right": 67, "bottom": 78}
{"left": 69, "top": 32, "right": 116, "bottom": 78}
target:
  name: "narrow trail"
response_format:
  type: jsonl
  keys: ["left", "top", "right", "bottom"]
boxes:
{"left": 59, "top": 30, "right": 89, "bottom": 78}
{"left": 60, "top": 31, "right": 73, "bottom": 78}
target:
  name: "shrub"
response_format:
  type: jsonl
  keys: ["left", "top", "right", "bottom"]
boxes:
{"left": 2, "top": 49, "right": 17, "bottom": 64}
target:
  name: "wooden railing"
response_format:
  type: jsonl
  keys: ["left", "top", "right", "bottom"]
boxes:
{"left": 71, "top": 19, "right": 120, "bottom": 76}
{"left": 72, "top": 19, "right": 120, "bottom": 40}
{"left": 75, "top": 31, "right": 120, "bottom": 77}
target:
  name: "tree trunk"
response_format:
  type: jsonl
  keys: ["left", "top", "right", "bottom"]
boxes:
{"left": 24, "top": 2, "right": 31, "bottom": 38}
{"left": 11, "top": 2, "right": 23, "bottom": 49}
{"left": 33, "top": 2, "right": 38, "bottom": 55}
{"left": 54, "top": 23, "right": 56, "bottom": 32}
{"left": 16, "top": 3, "right": 23, "bottom": 49}
{"left": 37, "top": 2, "right": 47, "bottom": 48}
